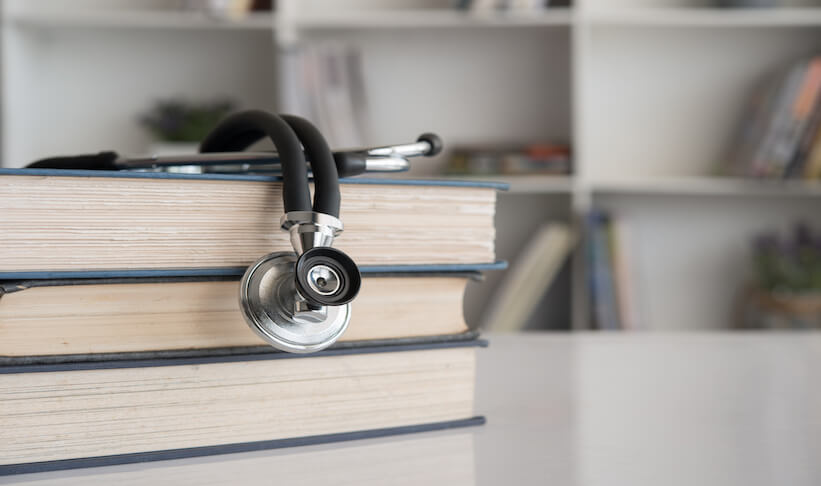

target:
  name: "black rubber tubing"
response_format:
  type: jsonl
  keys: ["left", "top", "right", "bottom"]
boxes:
{"left": 281, "top": 114, "right": 340, "bottom": 218}
{"left": 199, "top": 110, "right": 312, "bottom": 214}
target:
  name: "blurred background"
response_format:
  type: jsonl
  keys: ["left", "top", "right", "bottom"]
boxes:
{"left": 2, "top": 0, "right": 820, "bottom": 333}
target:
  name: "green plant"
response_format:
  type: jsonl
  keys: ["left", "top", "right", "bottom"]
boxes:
{"left": 752, "top": 223, "right": 821, "bottom": 293}
{"left": 139, "top": 98, "right": 236, "bottom": 142}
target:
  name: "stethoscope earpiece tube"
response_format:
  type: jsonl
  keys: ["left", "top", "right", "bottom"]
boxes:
{"left": 280, "top": 114, "right": 340, "bottom": 218}
{"left": 200, "top": 110, "right": 311, "bottom": 213}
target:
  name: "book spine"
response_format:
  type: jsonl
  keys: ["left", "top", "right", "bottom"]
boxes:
{"left": 749, "top": 62, "right": 806, "bottom": 177}
{"left": 727, "top": 76, "right": 779, "bottom": 176}
{"left": 749, "top": 62, "right": 800, "bottom": 176}
{"left": 773, "top": 58, "right": 821, "bottom": 178}
{"left": 803, "top": 124, "right": 821, "bottom": 179}
{"left": 588, "top": 211, "right": 621, "bottom": 330}
{"left": 787, "top": 90, "right": 821, "bottom": 178}
{"left": 610, "top": 217, "right": 637, "bottom": 330}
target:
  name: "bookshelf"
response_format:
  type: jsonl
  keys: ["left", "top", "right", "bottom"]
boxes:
{"left": 1, "top": 0, "right": 819, "bottom": 331}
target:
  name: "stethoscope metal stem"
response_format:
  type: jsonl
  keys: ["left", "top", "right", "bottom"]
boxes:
{"left": 120, "top": 136, "right": 438, "bottom": 175}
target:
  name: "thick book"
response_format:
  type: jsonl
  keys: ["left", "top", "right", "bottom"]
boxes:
{"left": 483, "top": 223, "right": 575, "bottom": 332}
{"left": 0, "top": 169, "right": 503, "bottom": 277}
{"left": 0, "top": 267, "right": 502, "bottom": 357}
{"left": 0, "top": 338, "right": 485, "bottom": 475}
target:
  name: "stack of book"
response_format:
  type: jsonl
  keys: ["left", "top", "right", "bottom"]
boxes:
{"left": 0, "top": 168, "right": 503, "bottom": 475}
{"left": 726, "top": 56, "right": 821, "bottom": 179}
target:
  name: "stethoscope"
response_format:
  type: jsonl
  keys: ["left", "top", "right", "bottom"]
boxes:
{"left": 201, "top": 111, "right": 359, "bottom": 354}
{"left": 206, "top": 111, "right": 441, "bottom": 353}
{"left": 28, "top": 109, "right": 442, "bottom": 353}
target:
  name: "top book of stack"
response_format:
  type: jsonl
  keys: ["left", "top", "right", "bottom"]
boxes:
{"left": 0, "top": 169, "right": 502, "bottom": 278}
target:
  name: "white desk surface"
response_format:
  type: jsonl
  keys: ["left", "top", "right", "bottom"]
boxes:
{"left": 4, "top": 332, "right": 820, "bottom": 486}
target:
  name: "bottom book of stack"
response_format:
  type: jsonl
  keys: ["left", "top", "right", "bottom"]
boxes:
{"left": 0, "top": 337, "right": 484, "bottom": 475}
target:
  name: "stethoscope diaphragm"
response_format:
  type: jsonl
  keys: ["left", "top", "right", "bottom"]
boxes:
{"left": 240, "top": 252, "right": 351, "bottom": 354}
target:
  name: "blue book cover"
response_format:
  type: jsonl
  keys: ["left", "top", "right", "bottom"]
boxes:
{"left": 588, "top": 210, "right": 621, "bottom": 330}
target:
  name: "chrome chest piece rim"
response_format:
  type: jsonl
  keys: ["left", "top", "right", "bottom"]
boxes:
{"left": 239, "top": 252, "right": 351, "bottom": 354}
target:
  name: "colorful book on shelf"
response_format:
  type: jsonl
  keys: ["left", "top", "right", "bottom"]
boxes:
{"left": 728, "top": 56, "right": 821, "bottom": 180}
{"left": 0, "top": 168, "right": 504, "bottom": 278}
{"left": 0, "top": 338, "right": 485, "bottom": 475}
{"left": 727, "top": 72, "right": 782, "bottom": 177}
{"left": 771, "top": 58, "right": 821, "bottom": 177}
{"left": 755, "top": 59, "right": 807, "bottom": 177}
{"left": 446, "top": 144, "right": 571, "bottom": 176}
{"left": 787, "top": 83, "right": 821, "bottom": 178}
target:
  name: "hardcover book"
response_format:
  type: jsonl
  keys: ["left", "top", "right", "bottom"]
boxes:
{"left": 0, "top": 169, "right": 503, "bottom": 277}
{"left": 0, "top": 339, "right": 485, "bottom": 475}
{"left": 0, "top": 268, "right": 501, "bottom": 357}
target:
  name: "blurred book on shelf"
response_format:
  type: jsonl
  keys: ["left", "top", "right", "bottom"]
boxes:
{"left": 483, "top": 222, "right": 576, "bottom": 332}
{"left": 587, "top": 210, "right": 639, "bottom": 331}
{"left": 725, "top": 56, "right": 821, "bottom": 180}
{"left": 445, "top": 144, "right": 571, "bottom": 176}
{"left": 458, "top": 0, "right": 565, "bottom": 11}
{"left": 738, "top": 223, "right": 821, "bottom": 329}
{"left": 181, "top": 0, "right": 273, "bottom": 18}
{"left": 280, "top": 44, "right": 369, "bottom": 149}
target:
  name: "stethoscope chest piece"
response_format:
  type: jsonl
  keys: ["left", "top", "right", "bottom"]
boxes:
{"left": 240, "top": 251, "right": 352, "bottom": 354}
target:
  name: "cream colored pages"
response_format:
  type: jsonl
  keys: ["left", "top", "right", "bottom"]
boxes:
{"left": 0, "top": 348, "right": 477, "bottom": 466}
{"left": 0, "top": 277, "right": 469, "bottom": 356}
{"left": 0, "top": 176, "right": 496, "bottom": 272}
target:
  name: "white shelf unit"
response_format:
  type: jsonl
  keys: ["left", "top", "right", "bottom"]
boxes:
{"left": 6, "top": 9, "right": 277, "bottom": 30}
{"left": 1, "top": 0, "right": 819, "bottom": 331}
{"left": 291, "top": 8, "right": 574, "bottom": 29}
{"left": 590, "top": 176, "right": 821, "bottom": 197}
{"left": 585, "top": 7, "right": 821, "bottom": 27}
